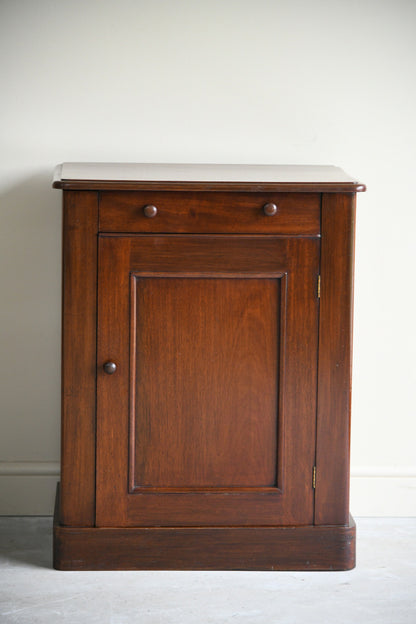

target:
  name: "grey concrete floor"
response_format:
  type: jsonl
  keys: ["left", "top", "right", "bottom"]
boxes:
{"left": 0, "top": 517, "right": 415, "bottom": 624}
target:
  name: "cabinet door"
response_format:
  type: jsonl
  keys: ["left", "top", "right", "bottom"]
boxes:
{"left": 96, "top": 235, "right": 320, "bottom": 527}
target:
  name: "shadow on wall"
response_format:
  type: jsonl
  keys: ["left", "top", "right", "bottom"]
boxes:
{"left": 0, "top": 171, "right": 61, "bottom": 463}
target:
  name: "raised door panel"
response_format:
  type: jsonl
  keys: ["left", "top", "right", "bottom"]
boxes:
{"left": 132, "top": 276, "right": 279, "bottom": 489}
{"left": 96, "top": 235, "right": 319, "bottom": 527}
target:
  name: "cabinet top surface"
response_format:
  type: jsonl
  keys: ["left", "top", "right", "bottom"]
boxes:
{"left": 53, "top": 163, "right": 365, "bottom": 192}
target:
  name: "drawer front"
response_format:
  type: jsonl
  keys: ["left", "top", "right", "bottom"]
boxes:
{"left": 99, "top": 191, "right": 320, "bottom": 235}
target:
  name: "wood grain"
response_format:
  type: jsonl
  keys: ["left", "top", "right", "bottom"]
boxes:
{"left": 60, "top": 191, "right": 98, "bottom": 526}
{"left": 53, "top": 162, "right": 366, "bottom": 192}
{"left": 96, "top": 235, "right": 319, "bottom": 527}
{"left": 54, "top": 487, "right": 356, "bottom": 571}
{"left": 132, "top": 276, "right": 279, "bottom": 488}
{"left": 315, "top": 193, "right": 356, "bottom": 525}
{"left": 99, "top": 191, "right": 320, "bottom": 234}
{"left": 55, "top": 167, "right": 363, "bottom": 570}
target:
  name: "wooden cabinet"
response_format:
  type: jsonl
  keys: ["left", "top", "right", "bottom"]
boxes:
{"left": 53, "top": 163, "right": 365, "bottom": 571}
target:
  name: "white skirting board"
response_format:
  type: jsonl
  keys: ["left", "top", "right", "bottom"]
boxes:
{"left": 0, "top": 462, "right": 59, "bottom": 516}
{"left": 350, "top": 467, "right": 416, "bottom": 517}
{"left": 0, "top": 462, "right": 415, "bottom": 516}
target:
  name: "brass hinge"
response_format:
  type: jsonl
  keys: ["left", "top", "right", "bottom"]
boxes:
{"left": 317, "top": 275, "right": 321, "bottom": 299}
{"left": 312, "top": 466, "right": 317, "bottom": 489}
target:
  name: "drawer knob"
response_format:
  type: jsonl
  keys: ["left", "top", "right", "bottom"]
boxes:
{"left": 103, "top": 361, "right": 117, "bottom": 375}
{"left": 143, "top": 204, "right": 158, "bottom": 218}
{"left": 263, "top": 202, "right": 278, "bottom": 216}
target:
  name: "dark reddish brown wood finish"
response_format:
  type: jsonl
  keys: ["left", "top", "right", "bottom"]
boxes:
{"left": 99, "top": 191, "right": 320, "bottom": 234}
{"left": 132, "top": 276, "right": 279, "bottom": 488}
{"left": 315, "top": 193, "right": 356, "bottom": 525}
{"left": 59, "top": 180, "right": 365, "bottom": 193}
{"left": 61, "top": 191, "right": 98, "bottom": 526}
{"left": 96, "top": 235, "right": 319, "bottom": 527}
{"left": 54, "top": 164, "right": 363, "bottom": 570}
{"left": 53, "top": 162, "right": 365, "bottom": 193}
{"left": 54, "top": 487, "right": 355, "bottom": 571}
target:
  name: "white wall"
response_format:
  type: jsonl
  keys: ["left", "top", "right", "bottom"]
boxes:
{"left": 1, "top": 0, "right": 415, "bottom": 516}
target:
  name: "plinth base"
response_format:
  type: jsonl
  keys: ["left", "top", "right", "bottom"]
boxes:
{"left": 53, "top": 486, "right": 355, "bottom": 571}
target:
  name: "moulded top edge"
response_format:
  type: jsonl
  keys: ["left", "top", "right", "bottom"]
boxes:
{"left": 52, "top": 163, "right": 366, "bottom": 192}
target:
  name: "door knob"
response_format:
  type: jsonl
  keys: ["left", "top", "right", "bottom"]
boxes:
{"left": 103, "top": 361, "right": 117, "bottom": 375}
{"left": 263, "top": 202, "right": 278, "bottom": 216}
{"left": 143, "top": 204, "right": 158, "bottom": 218}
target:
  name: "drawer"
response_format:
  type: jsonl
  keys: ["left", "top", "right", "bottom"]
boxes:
{"left": 99, "top": 191, "right": 320, "bottom": 235}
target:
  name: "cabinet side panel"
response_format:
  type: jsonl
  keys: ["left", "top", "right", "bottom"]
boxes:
{"left": 61, "top": 191, "right": 98, "bottom": 526}
{"left": 315, "top": 193, "right": 356, "bottom": 525}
